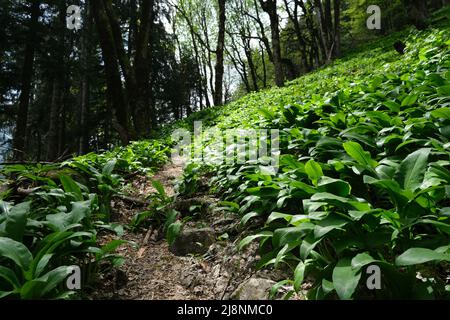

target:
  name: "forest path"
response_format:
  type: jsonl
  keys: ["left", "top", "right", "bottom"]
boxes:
{"left": 92, "top": 157, "right": 297, "bottom": 300}
{"left": 92, "top": 158, "right": 259, "bottom": 300}
{"left": 94, "top": 158, "right": 201, "bottom": 299}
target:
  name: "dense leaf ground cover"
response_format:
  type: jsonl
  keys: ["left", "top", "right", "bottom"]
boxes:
{"left": 0, "top": 140, "right": 170, "bottom": 298}
{"left": 175, "top": 8, "right": 450, "bottom": 300}
{"left": 1, "top": 6, "right": 449, "bottom": 300}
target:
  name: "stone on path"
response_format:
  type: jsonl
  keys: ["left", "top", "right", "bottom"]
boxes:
{"left": 169, "top": 228, "right": 215, "bottom": 256}
{"left": 230, "top": 278, "right": 276, "bottom": 300}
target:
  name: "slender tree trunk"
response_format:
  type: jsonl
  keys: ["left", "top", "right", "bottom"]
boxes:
{"left": 260, "top": 42, "right": 267, "bottom": 88}
{"left": 244, "top": 39, "right": 259, "bottom": 91}
{"left": 403, "top": 0, "right": 429, "bottom": 30}
{"left": 13, "top": 1, "right": 40, "bottom": 160}
{"left": 259, "top": 0, "right": 284, "bottom": 87}
{"left": 324, "top": 0, "right": 333, "bottom": 45}
{"left": 46, "top": 80, "right": 62, "bottom": 161}
{"left": 213, "top": 0, "right": 226, "bottom": 106}
{"left": 132, "top": 0, "right": 154, "bottom": 137}
{"left": 128, "top": 0, "right": 138, "bottom": 58}
{"left": 46, "top": 1, "right": 66, "bottom": 161}
{"left": 333, "top": 0, "right": 341, "bottom": 57}
{"left": 78, "top": 5, "right": 92, "bottom": 155}
{"left": 283, "top": 0, "right": 310, "bottom": 72}
{"left": 91, "top": 0, "right": 129, "bottom": 144}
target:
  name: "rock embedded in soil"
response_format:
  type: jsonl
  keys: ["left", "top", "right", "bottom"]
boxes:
{"left": 230, "top": 278, "right": 276, "bottom": 300}
{"left": 169, "top": 228, "right": 215, "bottom": 256}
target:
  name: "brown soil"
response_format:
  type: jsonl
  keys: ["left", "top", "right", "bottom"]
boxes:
{"left": 91, "top": 158, "right": 303, "bottom": 300}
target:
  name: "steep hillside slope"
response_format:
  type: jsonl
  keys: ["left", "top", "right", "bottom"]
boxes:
{"left": 171, "top": 10, "right": 450, "bottom": 300}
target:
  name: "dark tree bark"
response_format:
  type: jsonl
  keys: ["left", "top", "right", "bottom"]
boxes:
{"left": 46, "top": 1, "right": 66, "bottom": 161}
{"left": 225, "top": 31, "right": 251, "bottom": 93}
{"left": 47, "top": 80, "right": 62, "bottom": 161}
{"left": 298, "top": 0, "right": 324, "bottom": 66}
{"left": 213, "top": 0, "right": 226, "bottom": 106}
{"left": 260, "top": 42, "right": 267, "bottom": 88}
{"left": 403, "top": 0, "right": 429, "bottom": 30}
{"left": 259, "top": 0, "right": 284, "bottom": 87}
{"left": 246, "top": 0, "right": 273, "bottom": 62}
{"left": 243, "top": 36, "right": 259, "bottom": 91}
{"left": 333, "top": 0, "right": 341, "bottom": 57}
{"left": 132, "top": 0, "right": 154, "bottom": 137}
{"left": 283, "top": 0, "right": 310, "bottom": 72}
{"left": 91, "top": 0, "right": 130, "bottom": 144}
{"left": 13, "top": 1, "right": 40, "bottom": 160}
{"left": 78, "top": 3, "right": 92, "bottom": 155}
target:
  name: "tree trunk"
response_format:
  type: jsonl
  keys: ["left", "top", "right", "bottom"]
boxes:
{"left": 404, "top": 0, "right": 429, "bottom": 30}
{"left": 259, "top": 0, "right": 284, "bottom": 87}
{"left": 283, "top": 0, "right": 310, "bottom": 72}
{"left": 91, "top": 0, "right": 130, "bottom": 144}
{"left": 213, "top": 0, "right": 226, "bottom": 106}
{"left": 46, "top": 80, "right": 62, "bottom": 161}
{"left": 46, "top": 1, "right": 66, "bottom": 161}
{"left": 132, "top": 0, "right": 154, "bottom": 137}
{"left": 78, "top": 4, "right": 92, "bottom": 155}
{"left": 13, "top": 1, "right": 40, "bottom": 160}
{"left": 244, "top": 38, "right": 259, "bottom": 91}
{"left": 333, "top": 0, "right": 341, "bottom": 57}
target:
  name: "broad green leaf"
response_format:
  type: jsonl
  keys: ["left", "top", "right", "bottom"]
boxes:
{"left": 416, "top": 219, "right": 450, "bottom": 235}
{"left": 34, "top": 253, "right": 54, "bottom": 278}
{"left": 395, "top": 248, "right": 450, "bottom": 266}
{"left": 21, "top": 266, "right": 73, "bottom": 299}
{"left": 274, "top": 244, "right": 290, "bottom": 268}
{"left": 401, "top": 94, "right": 419, "bottom": 107}
{"left": 273, "top": 225, "right": 314, "bottom": 248}
{"left": 394, "top": 148, "right": 431, "bottom": 192}
{"left": 0, "top": 237, "right": 32, "bottom": 270}
{"left": 383, "top": 101, "right": 401, "bottom": 113}
{"left": 240, "top": 211, "right": 260, "bottom": 226}
{"left": 102, "top": 159, "right": 117, "bottom": 176}
{"left": 332, "top": 258, "right": 362, "bottom": 300}
{"left": 163, "top": 209, "right": 179, "bottom": 231}
{"left": 437, "top": 85, "right": 450, "bottom": 96}
{"left": 166, "top": 221, "right": 182, "bottom": 246}
{"left": 300, "top": 234, "right": 321, "bottom": 260}
{"left": 343, "top": 141, "right": 378, "bottom": 169}
{"left": 294, "top": 261, "right": 307, "bottom": 292}
{"left": 0, "top": 201, "right": 30, "bottom": 241}
{"left": 60, "top": 175, "right": 83, "bottom": 201}
{"left": 431, "top": 107, "right": 450, "bottom": 120}
{"left": 0, "top": 265, "right": 20, "bottom": 289}
{"left": 305, "top": 160, "right": 323, "bottom": 186}
{"left": 0, "top": 291, "right": 14, "bottom": 299}
{"left": 152, "top": 180, "right": 166, "bottom": 197}
{"left": 267, "top": 212, "right": 293, "bottom": 224}
{"left": 322, "top": 279, "right": 335, "bottom": 294}
{"left": 29, "top": 231, "right": 93, "bottom": 277}
{"left": 238, "top": 231, "right": 273, "bottom": 251}
{"left": 100, "top": 240, "right": 128, "bottom": 254}
{"left": 351, "top": 253, "right": 376, "bottom": 270}
{"left": 310, "top": 192, "right": 371, "bottom": 211}
{"left": 46, "top": 199, "right": 92, "bottom": 232}
{"left": 314, "top": 215, "right": 349, "bottom": 238}
{"left": 258, "top": 107, "right": 276, "bottom": 121}
{"left": 318, "top": 177, "right": 351, "bottom": 197}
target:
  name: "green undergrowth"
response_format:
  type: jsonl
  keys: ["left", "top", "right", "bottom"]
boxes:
{"left": 0, "top": 140, "right": 170, "bottom": 299}
{"left": 1, "top": 8, "right": 450, "bottom": 300}
{"left": 175, "top": 24, "right": 450, "bottom": 299}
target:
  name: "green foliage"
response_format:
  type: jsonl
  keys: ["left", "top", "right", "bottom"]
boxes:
{"left": 179, "top": 27, "right": 450, "bottom": 299}
{"left": 0, "top": 140, "right": 169, "bottom": 299}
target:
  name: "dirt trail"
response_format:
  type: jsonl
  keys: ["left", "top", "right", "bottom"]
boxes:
{"left": 92, "top": 159, "right": 294, "bottom": 300}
